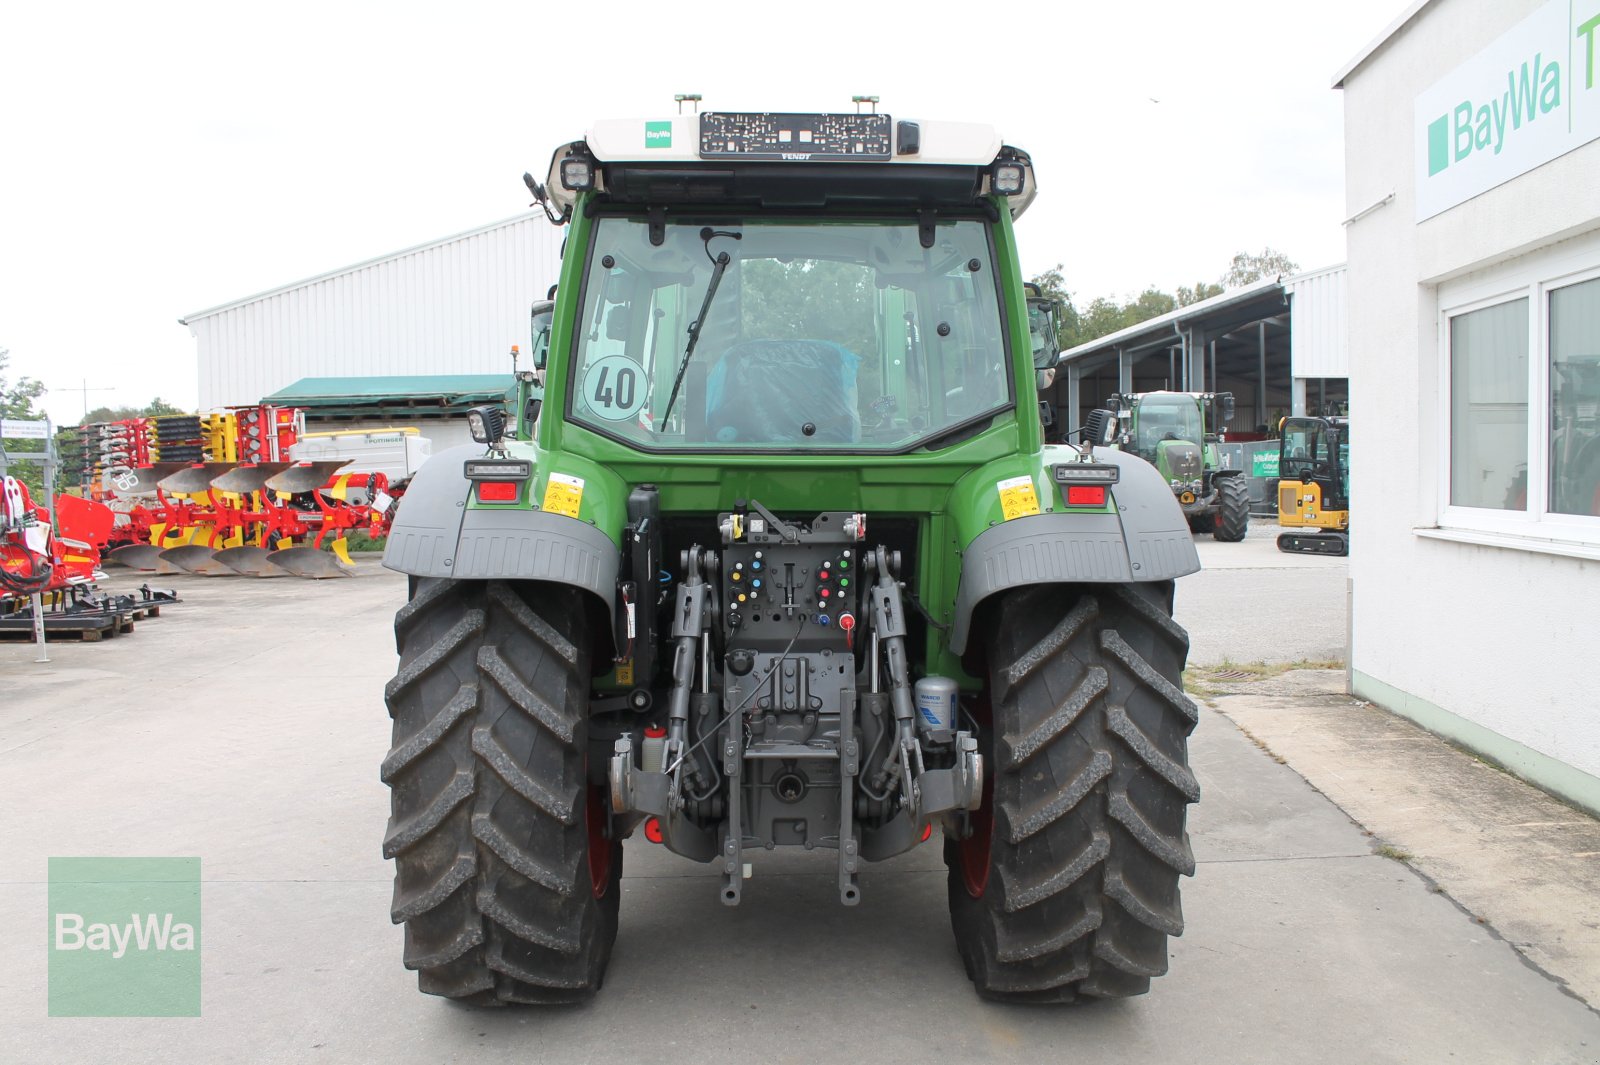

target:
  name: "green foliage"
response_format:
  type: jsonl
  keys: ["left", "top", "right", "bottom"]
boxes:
{"left": 1, "top": 347, "right": 51, "bottom": 499}
{"left": 1221, "top": 248, "right": 1299, "bottom": 288}
{"left": 1, "top": 347, "right": 46, "bottom": 420}
{"left": 80, "top": 397, "right": 188, "bottom": 425}
{"left": 1176, "top": 281, "right": 1224, "bottom": 307}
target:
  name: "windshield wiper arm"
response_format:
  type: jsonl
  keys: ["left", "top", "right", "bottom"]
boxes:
{"left": 661, "top": 229, "right": 739, "bottom": 426}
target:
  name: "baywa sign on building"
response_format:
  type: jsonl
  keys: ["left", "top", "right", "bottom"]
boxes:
{"left": 1414, "top": 0, "right": 1600, "bottom": 221}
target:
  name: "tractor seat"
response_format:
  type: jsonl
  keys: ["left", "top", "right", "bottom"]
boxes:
{"left": 705, "top": 339, "right": 861, "bottom": 444}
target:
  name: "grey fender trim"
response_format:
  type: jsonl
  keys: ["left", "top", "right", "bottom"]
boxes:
{"left": 450, "top": 508, "right": 617, "bottom": 601}
{"left": 382, "top": 444, "right": 618, "bottom": 604}
{"left": 381, "top": 443, "right": 479, "bottom": 577}
{"left": 948, "top": 448, "right": 1200, "bottom": 656}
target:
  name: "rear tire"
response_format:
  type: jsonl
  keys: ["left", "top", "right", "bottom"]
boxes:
{"left": 946, "top": 582, "right": 1199, "bottom": 1002}
{"left": 382, "top": 578, "right": 621, "bottom": 1005}
{"left": 1212, "top": 476, "right": 1249, "bottom": 542}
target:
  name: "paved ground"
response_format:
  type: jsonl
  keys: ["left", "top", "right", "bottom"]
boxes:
{"left": 1207, "top": 668, "right": 1600, "bottom": 1009}
{"left": 3, "top": 547, "right": 1597, "bottom": 1064}
{"left": 1178, "top": 521, "right": 1348, "bottom": 666}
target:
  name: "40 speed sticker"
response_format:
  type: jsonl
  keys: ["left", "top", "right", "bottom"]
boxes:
{"left": 542, "top": 472, "right": 585, "bottom": 518}
{"left": 581, "top": 356, "right": 646, "bottom": 421}
{"left": 996, "top": 475, "right": 1040, "bottom": 521}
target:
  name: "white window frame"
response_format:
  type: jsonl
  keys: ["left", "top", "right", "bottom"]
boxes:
{"left": 1435, "top": 231, "right": 1600, "bottom": 552}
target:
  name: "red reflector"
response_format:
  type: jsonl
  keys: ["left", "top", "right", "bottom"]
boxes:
{"left": 476, "top": 481, "right": 519, "bottom": 502}
{"left": 644, "top": 817, "right": 663, "bottom": 844}
{"left": 1066, "top": 485, "right": 1106, "bottom": 506}
{"left": 920, "top": 822, "right": 934, "bottom": 843}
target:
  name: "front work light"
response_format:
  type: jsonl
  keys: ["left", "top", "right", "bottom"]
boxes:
{"left": 560, "top": 156, "right": 595, "bottom": 191}
{"left": 467, "top": 405, "right": 508, "bottom": 445}
{"left": 991, "top": 161, "right": 1025, "bottom": 196}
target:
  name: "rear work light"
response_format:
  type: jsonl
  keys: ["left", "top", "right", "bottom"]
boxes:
{"left": 476, "top": 481, "right": 520, "bottom": 503}
{"left": 1051, "top": 462, "right": 1119, "bottom": 485}
{"left": 1065, "top": 485, "right": 1107, "bottom": 507}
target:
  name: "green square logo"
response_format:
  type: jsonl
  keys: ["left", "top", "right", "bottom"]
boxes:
{"left": 48, "top": 857, "right": 201, "bottom": 1017}
{"left": 645, "top": 120, "right": 672, "bottom": 149}
{"left": 1427, "top": 115, "right": 1450, "bottom": 176}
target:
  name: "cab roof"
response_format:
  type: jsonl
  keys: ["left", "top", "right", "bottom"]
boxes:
{"left": 543, "top": 111, "right": 1036, "bottom": 221}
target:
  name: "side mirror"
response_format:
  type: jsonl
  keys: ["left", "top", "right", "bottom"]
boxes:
{"left": 1038, "top": 400, "right": 1055, "bottom": 428}
{"left": 1219, "top": 392, "right": 1236, "bottom": 423}
{"left": 1081, "top": 408, "right": 1118, "bottom": 448}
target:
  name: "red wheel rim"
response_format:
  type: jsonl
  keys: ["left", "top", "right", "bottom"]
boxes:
{"left": 586, "top": 784, "right": 612, "bottom": 899}
{"left": 960, "top": 797, "right": 993, "bottom": 898}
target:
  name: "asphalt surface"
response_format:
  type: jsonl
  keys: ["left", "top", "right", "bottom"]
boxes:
{"left": 1177, "top": 520, "right": 1348, "bottom": 666}
{"left": 3, "top": 542, "right": 1596, "bottom": 1064}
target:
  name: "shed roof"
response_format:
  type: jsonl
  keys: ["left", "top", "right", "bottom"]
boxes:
{"left": 264, "top": 375, "right": 514, "bottom": 416}
{"left": 1057, "top": 276, "right": 1287, "bottom": 366}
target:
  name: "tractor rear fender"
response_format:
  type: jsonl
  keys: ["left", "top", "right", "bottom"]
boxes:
{"left": 382, "top": 443, "right": 621, "bottom": 622}
{"left": 948, "top": 447, "right": 1199, "bottom": 655}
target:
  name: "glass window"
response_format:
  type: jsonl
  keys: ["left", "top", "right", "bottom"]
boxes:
{"left": 1450, "top": 299, "right": 1528, "bottom": 510}
{"left": 1550, "top": 278, "right": 1600, "bottom": 517}
{"left": 566, "top": 216, "right": 1011, "bottom": 450}
{"left": 1131, "top": 395, "right": 1203, "bottom": 460}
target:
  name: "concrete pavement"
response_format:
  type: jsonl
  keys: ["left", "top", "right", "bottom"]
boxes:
{"left": 2, "top": 555, "right": 1597, "bottom": 1064}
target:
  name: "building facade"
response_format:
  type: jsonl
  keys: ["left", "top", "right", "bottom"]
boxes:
{"left": 180, "top": 212, "right": 564, "bottom": 409}
{"left": 1338, "top": 0, "right": 1600, "bottom": 812}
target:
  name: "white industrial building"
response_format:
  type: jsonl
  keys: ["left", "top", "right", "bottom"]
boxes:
{"left": 180, "top": 211, "right": 564, "bottom": 409}
{"left": 1337, "top": 0, "right": 1600, "bottom": 814}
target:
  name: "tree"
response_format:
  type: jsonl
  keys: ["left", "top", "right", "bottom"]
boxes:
{"left": 1221, "top": 248, "right": 1299, "bottom": 289}
{"left": 1028, "top": 264, "right": 1082, "bottom": 351}
{"left": 1, "top": 347, "right": 46, "bottom": 420}
{"left": 81, "top": 397, "right": 191, "bottom": 425}
{"left": 1176, "top": 281, "right": 1224, "bottom": 307}
{"left": 0, "top": 346, "right": 50, "bottom": 498}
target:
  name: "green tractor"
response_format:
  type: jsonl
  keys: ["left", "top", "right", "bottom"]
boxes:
{"left": 1108, "top": 390, "right": 1249, "bottom": 542}
{"left": 380, "top": 108, "right": 1201, "bottom": 1005}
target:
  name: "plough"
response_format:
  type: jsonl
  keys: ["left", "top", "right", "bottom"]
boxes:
{"left": 66, "top": 408, "right": 406, "bottom": 580}
{"left": 1, "top": 473, "right": 172, "bottom": 641}
{"left": 106, "top": 463, "right": 396, "bottom": 579}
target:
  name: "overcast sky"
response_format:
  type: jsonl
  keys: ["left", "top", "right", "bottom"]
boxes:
{"left": 1, "top": 0, "right": 1400, "bottom": 426}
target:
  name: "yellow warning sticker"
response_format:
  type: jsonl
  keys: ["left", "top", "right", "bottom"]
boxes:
{"left": 615, "top": 661, "right": 634, "bottom": 686}
{"left": 542, "top": 472, "right": 585, "bottom": 518}
{"left": 997, "top": 475, "right": 1041, "bottom": 521}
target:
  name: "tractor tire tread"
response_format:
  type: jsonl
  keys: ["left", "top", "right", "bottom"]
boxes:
{"left": 383, "top": 577, "right": 619, "bottom": 1005}
{"left": 946, "top": 581, "right": 1198, "bottom": 1003}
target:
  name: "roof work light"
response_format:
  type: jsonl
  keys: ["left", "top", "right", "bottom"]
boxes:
{"left": 991, "top": 161, "right": 1026, "bottom": 196}
{"left": 560, "top": 156, "right": 596, "bottom": 191}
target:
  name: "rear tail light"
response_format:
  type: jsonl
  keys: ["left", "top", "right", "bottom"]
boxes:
{"left": 476, "top": 481, "right": 520, "bottom": 503}
{"left": 1065, "top": 485, "right": 1106, "bottom": 506}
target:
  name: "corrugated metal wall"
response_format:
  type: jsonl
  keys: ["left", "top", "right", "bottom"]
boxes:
{"left": 1286, "top": 264, "right": 1348, "bottom": 379}
{"left": 185, "top": 213, "right": 564, "bottom": 408}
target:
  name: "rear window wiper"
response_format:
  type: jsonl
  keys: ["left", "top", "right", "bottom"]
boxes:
{"left": 660, "top": 228, "right": 741, "bottom": 425}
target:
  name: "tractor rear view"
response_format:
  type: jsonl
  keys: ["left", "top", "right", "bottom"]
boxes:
{"left": 1109, "top": 390, "right": 1249, "bottom": 541}
{"left": 379, "top": 107, "right": 1203, "bottom": 1005}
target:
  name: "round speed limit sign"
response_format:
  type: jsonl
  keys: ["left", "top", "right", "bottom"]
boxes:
{"left": 581, "top": 356, "right": 646, "bottom": 421}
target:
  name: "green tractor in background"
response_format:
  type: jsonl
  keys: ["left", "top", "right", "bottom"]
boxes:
{"left": 380, "top": 107, "right": 1202, "bottom": 1006}
{"left": 1108, "top": 391, "right": 1249, "bottom": 542}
